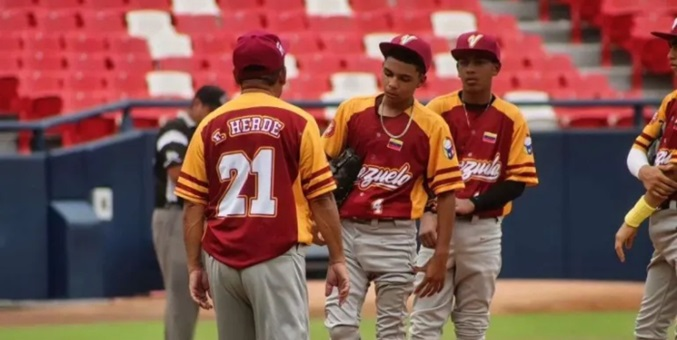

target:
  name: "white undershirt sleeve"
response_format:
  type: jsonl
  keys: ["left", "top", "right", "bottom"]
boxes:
{"left": 627, "top": 148, "right": 649, "bottom": 179}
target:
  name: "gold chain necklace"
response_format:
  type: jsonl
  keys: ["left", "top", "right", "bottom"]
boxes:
{"left": 378, "top": 99, "right": 415, "bottom": 139}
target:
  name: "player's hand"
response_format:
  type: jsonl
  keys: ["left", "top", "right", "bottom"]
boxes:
{"left": 413, "top": 252, "right": 446, "bottom": 298}
{"left": 639, "top": 165, "right": 677, "bottom": 198}
{"left": 455, "top": 199, "right": 476, "bottom": 215}
{"left": 614, "top": 223, "right": 638, "bottom": 263}
{"left": 189, "top": 268, "right": 212, "bottom": 310}
{"left": 418, "top": 212, "right": 437, "bottom": 248}
{"left": 325, "top": 261, "right": 350, "bottom": 306}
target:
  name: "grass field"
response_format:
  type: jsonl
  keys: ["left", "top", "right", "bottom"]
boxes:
{"left": 0, "top": 312, "right": 651, "bottom": 340}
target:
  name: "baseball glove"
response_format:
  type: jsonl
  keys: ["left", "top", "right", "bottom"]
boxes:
{"left": 329, "top": 148, "right": 362, "bottom": 207}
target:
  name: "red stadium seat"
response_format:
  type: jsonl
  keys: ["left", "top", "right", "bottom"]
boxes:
{"left": 0, "top": 34, "right": 23, "bottom": 53}
{"left": 425, "top": 76, "right": 462, "bottom": 94}
{"left": 320, "top": 33, "right": 364, "bottom": 54}
{"left": 64, "top": 53, "right": 109, "bottom": 72}
{"left": 307, "top": 16, "right": 357, "bottom": 32}
{"left": 192, "top": 32, "right": 235, "bottom": 56}
{"left": 107, "top": 35, "right": 149, "bottom": 54}
{"left": 80, "top": 10, "right": 128, "bottom": 32}
{"left": 156, "top": 57, "right": 205, "bottom": 73}
{"left": 263, "top": 0, "right": 304, "bottom": 11}
{"left": 597, "top": 0, "right": 643, "bottom": 65}
{"left": 220, "top": 0, "right": 260, "bottom": 10}
{"left": 38, "top": 0, "right": 80, "bottom": 9}
{"left": 127, "top": 0, "right": 171, "bottom": 10}
{"left": 21, "top": 53, "right": 66, "bottom": 72}
{"left": 192, "top": 71, "right": 238, "bottom": 93}
{"left": 438, "top": 0, "right": 483, "bottom": 15}
{"left": 350, "top": 0, "right": 389, "bottom": 12}
{"left": 0, "top": 10, "right": 33, "bottom": 31}
{"left": 82, "top": 0, "right": 128, "bottom": 10}
{"left": 354, "top": 10, "right": 392, "bottom": 32}
{"left": 0, "top": 0, "right": 34, "bottom": 10}
{"left": 343, "top": 54, "right": 382, "bottom": 73}
{"left": 222, "top": 9, "right": 265, "bottom": 35}
{"left": 203, "top": 54, "right": 233, "bottom": 72}
{"left": 63, "top": 33, "right": 108, "bottom": 54}
{"left": 175, "top": 15, "right": 224, "bottom": 34}
{"left": 21, "top": 94, "right": 64, "bottom": 120}
{"left": 279, "top": 32, "right": 322, "bottom": 54}
{"left": 0, "top": 75, "right": 20, "bottom": 113}
{"left": 397, "top": 0, "right": 436, "bottom": 10}
{"left": 286, "top": 74, "right": 331, "bottom": 99}
{"left": 75, "top": 115, "right": 119, "bottom": 143}
{"left": 391, "top": 10, "right": 433, "bottom": 33}
{"left": 34, "top": 10, "right": 81, "bottom": 32}
{"left": 62, "top": 72, "right": 106, "bottom": 92}
{"left": 265, "top": 10, "right": 308, "bottom": 32}
{"left": 109, "top": 54, "right": 154, "bottom": 73}
{"left": 20, "top": 32, "right": 63, "bottom": 52}
{"left": 295, "top": 54, "right": 343, "bottom": 74}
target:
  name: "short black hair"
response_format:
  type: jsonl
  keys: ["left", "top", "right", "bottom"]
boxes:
{"left": 384, "top": 47, "right": 426, "bottom": 75}
{"left": 237, "top": 65, "right": 282, "bottom": 86}
{"left": 194, "top": 85, "right": 226, "bottom": 110}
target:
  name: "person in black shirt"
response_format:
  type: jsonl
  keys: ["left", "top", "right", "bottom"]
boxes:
{"left": 152, "top": 85, "right": 226, "bottom": 340}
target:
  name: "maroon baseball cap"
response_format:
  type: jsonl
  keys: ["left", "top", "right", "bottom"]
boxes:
{"left": 232, "top": 31, "right": 286, "bottom": 78}
{"left": 651, "top": 18, "right": 677, "bottom": 42}
{"left": 451, "top": 31, "right": 501, "bottom": 63}
{"left": 379, "top": 34, "right": 433, "bottom": 72}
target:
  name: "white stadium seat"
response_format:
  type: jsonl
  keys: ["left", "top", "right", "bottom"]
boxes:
{"left": 146, "top": 71, "right": 195, "bottom": 99}
{"left": 431, "top": 11, "right": 477, "bottom": 40}
{"left": 330, "top": 72, "right": 379, "bottom": 96}
{"left": 503, "top": 90, "right": 560, "bottom": 131}
{"left": 305, "top": 0, "right": 352, "bottom": 16}
{"left": 171, "top": 0, "right": 220, "bottom": 15}
{"left": 147, "top": 33, "right": 193, "bottom": 59}
{"left": 126, "top": 10, "right": 176, "bottom": 39}
{"left": 433, "top": 53, "right": 458, "bottom": 78}
{"left": 285, "top": 54, "right": 300, "bottom": 79}
{"left": 363, "top": 32, "right": 399, "bottom": 59}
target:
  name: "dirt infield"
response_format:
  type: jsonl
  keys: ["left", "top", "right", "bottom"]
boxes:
{"left": 0, "top": 280, "right": 644, "bottom": 327}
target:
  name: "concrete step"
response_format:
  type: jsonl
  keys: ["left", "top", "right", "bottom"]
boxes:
{"left": 579, "top": 66, "right": 634, "bottom": 91}
{"left": 481, "top": 0, "right": 539, "bottom": 21}
{"left": 519, "top": 19, "right": 571, "bottom": 43}
{"left": 545, "top": 42, "right": 602, "bottom": 67}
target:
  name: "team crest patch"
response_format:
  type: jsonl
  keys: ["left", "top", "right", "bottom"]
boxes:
{"left": 323, "top": 120, "right": 336, "bottom": 137}
{"left": 211, "top": 129, "right": 227, "bottom": 145}
{"left": 650, "top": 111, "right": 659, "bottom": 123}
{"left": 524, "top": 135, "right": 533, "bottom": 155}
{"left": 443, "top": 137, "right": 455, "bottom": 159}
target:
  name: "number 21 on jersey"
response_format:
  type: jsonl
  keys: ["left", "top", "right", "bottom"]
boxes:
{"left": 216, "top": 148, "right": 277, "bottom": 218}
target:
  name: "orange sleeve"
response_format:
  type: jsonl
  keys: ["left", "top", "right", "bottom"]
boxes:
{"left": 506, "top": 118, "right": 539, "bottom": 186}
{"left": 424, "top": 97, "right": 447, "bottom": 115}
{"left": 301, "top": 118, "right": 337, "bottom": 199}
{"left": 174, "top": 126, "right": 209, "bottom": 205}
{"left": 427, "top": 115, "right": 464, "bottom": 195}
{"left": 321, "top": 100, "right": 351, "bottom": 159}
{"left": 633, "top": 98, "right": 668, "bottom": 152}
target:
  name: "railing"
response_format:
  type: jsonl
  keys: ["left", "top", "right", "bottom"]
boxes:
{"left": 0, "top": 97, "right": 664, "bottom": 151}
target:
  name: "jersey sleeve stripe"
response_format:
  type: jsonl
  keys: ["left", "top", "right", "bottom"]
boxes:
{"left": 506, "top": 175, "right": 539, "bottom": 185}
{"left": 305, "top": 178, "right": 337, "bottom": 200}
{"left": 305, "top": 176, "right": 336, "bottom": 196}
{"left": 177, "top": 177, "right": 208, "bottom": 194}
{"left": 175, "top": 182, "right": 208, "bottom": 200}
{"left": 174, "top": 188, "right": 208, "bottom": 205}
{"left": 433, "top": 166, "right": 460, "bottom": 177}
{"left": 430, "top": 176, "right": 463, "bottom": 192}
{"left": 506, "top": 162, "right": 535, "bottom": 170}
{"left": 633, "top": 140, "right": 649, "bottom": 150}
{"left": 179, "top": 171, "right": 208, "bottom": 188}
{"left": 640, "top": 132, "right": 655, "bottom": 140}
{"left": 302, "top": 166, "right": 331, "bottom": 186}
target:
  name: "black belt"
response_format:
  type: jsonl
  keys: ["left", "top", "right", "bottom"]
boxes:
{"left": 456, "top": 215, "right": 501, "bottom": 222}
{"left": 659, "top": 200, "right": 677, "bottom": 210}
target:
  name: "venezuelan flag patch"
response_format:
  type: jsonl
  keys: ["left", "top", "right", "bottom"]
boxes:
{"left": 483, "top": 131, "right": 497, "bottom": 144}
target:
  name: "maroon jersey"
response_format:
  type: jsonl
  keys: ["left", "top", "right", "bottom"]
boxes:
{"left": 426, "top": 91, "right": 539, "bottom": 217}
{"left": 175, "top": 92, "right": 336, "bottom": 269}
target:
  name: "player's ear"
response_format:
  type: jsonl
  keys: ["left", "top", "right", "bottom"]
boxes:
{"left": 232, "top": 70, "right": 241, "bottom": 85}
{"left": 492, "top": 62, "right": 501, "bottom": 76}
{"left": 417, "top": 73, "right": 427, "bottom": 88}
{"left": 278, "top": 67, "right": 287, "bottom": 86}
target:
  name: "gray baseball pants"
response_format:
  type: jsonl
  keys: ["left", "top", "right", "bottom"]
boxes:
{"left": 152, "top": 206, "right": 199, "bottom": 340}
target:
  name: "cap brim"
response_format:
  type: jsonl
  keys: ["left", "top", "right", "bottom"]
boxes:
{"left": 651, "top": 32, "right": 677, "bottom": 41}
{"left": 451, "top": 48, "right": 499, "bottom": 63}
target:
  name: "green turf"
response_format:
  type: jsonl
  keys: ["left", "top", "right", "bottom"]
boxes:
{"left": 0, "top": 312, "right": 654, "bottom": 340}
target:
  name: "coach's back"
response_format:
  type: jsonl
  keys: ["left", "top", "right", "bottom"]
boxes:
{"left": 177, "top": 92, "right": 334, "bottom": 270}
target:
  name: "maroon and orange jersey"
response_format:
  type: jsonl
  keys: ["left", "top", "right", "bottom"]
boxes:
{"left": 426, "top": 91, "right": 538, "bottom": 218}
{"left": 632, "top": 90, "right": 677, "bottom": 161}
{"left": 175, "top": 92, "right": 336, "bottom": 270}
{"left": 322, "top": 94, "right": 465, "bottom": 220}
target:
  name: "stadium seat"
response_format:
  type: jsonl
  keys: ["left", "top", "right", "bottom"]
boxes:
{"left": 329, "top": 72, "right": 379, "bottom": 96}
{"left": 64, "top": 53, "right": 109, "bottom": 72}
{"left": 107, "top": 35, "right": 150, "bottom": 54}
{"left": 433, "top": 53, "right": 458, "bottom": 78}
{"left": 156, "top": 57, "right": 204, "bottom": 73}
{"left": 0, "top": 0, "right": 34, "bottom": 10}
{"left": 221, "top": 9, "right": 265, "bottom": 34}
{"left": 265, "top": 10, "right": 308, "bottom": 32}
{"left": 353, "top": 10, "right": 392, "bottom": 32}
{"left": 34, "top": 10, "right": 81, "bottom": 32}
{"left": 285, "top": 54, "right": 300, "bottom": 79}
{"left": 321, "top": 33, "right": 364, "bottom": 54}
{"left": 431, "top": 11, "right": 478, "bottom": 39}
{"left": 171, "top": 0, "right": 220, "bottom": 15}
{"left": 126, "top": 10, "right": 177, "bottom": 39}
{"left": 109, "top": 54, "right": 154, "bottom": 73}
{"left": 128, "top": 0, "right": 172, "bottom": 10}
{"left": 350, "top": 0, "right": 389, "bottom": 12}
{"left": 391, "top": 10, "right": 434, "bottom": 33}
{"left": 264, "top": 0, "right": 303, "bottom": 11}
{"left": 82, "top": 0, "right": 128, "bottom": 10}
{"left": 21, "top": 32, "right": 63, "bottom": 52}
{"left": 38, "top": 0, "right": 80, "bottom": 9}
{"left": 80, "top": 10, "right": 128, "bottom": 32}
{"left": 295, "top": 54, "right": 342, "bottom": 74}
{"left": 0, "top": 34, "right": 22, "bottom": 53}
{"left": 220, "top": 0, "right": 261, "bottom": 10}
{"left": 147, "top": 33, "right": 193, "bottom": 59}
{"left": 146, "top": 71, "right": 195, "bottom": 98}
{"left": 502, "top": 90, "right": 560, "bottom": 130}
{"left": 191, "top": 32, "right": 234, "bottom": 56}
{"left": 305, "top": 0, "right": 352, "bottom": 16}
{"left": 63, "top": 33, "right": 108, "bottom": 54}
{"left": 0, "top": 10, "right": 32, "bottom": 31}
{"left": 363, "top": 32, "right": 399, "bottom": 59}
{"left": 63, "top": 72, "right": 106, "bottom": 93}
{"left": 396, "top": 0, "right": 437, "bottom": 10}
{"left": 175, "top": 15, "right": 225, "bottom": 34}
{"left": 307, "top": 16, "right": 357, "bottom": 32}
{"left": 342, "top": 54, "right": 382, "bottom": 73}
{"left": 279, "top": 32, "right": 322, "bottom": 54}
{"left": 21, "top": 53, "right": 65, "bottom": 72}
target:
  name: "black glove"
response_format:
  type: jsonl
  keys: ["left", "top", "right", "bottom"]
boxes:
{"left": 329, "top": 148, "right": 362, "bottom": 207}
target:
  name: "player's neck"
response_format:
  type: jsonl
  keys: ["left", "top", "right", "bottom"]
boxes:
{"left": 381, "top": 97, "right": 414, "bottom": 117}
{"left": 240, "top": 86, "right": 276, "bottom": 97}
{"left": 461, "top": 90, "right": 492, "bottom": 105}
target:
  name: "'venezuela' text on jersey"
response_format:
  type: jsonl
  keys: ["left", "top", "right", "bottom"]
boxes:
{"left": 175, "top": 92, "right": 336, "bottom": 269}
{"left": 426, "top": 91, "right": 539, "bottom": 218}
{"left": 322, "top": 95, "right": 465, "bottom": 220}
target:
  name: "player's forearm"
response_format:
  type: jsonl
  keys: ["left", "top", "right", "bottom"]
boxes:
{"left": 434, "top": 191, "right": 455, "bottom": 256}
{"left": 183, "top": 201, "right": 205, "bottom": 272}
{"left": 309, "top": 193, "right": 346, "bottom": 264}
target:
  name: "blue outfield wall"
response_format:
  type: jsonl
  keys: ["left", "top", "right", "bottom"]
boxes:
{"left": 0, "top": 129, "right": 656, "bottom": 300}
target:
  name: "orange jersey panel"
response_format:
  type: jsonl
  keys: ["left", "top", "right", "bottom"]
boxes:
{"left": 175, "top": 92, "right": 336, "bottom": 270}
{"left": 322, "top": 94, "right": 464, "bottom": 220}
{"left": 632, "top": 90, "right": 677, "bottom": 152}
{"left": 427, "top": 91, "right": 538, "bottom": 217}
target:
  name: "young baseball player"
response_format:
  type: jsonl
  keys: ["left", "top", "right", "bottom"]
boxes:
{"left": 174, "top": 31, "right": 350, "bottom": 340}
{"left": 409, "top": 31, "right": 539, "bottom": 340}
{"left": 322, "top": 34, "right": 465, "bottom": 340}
{"left": 618, "top": 20, "right": 677, "bottom": 340}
